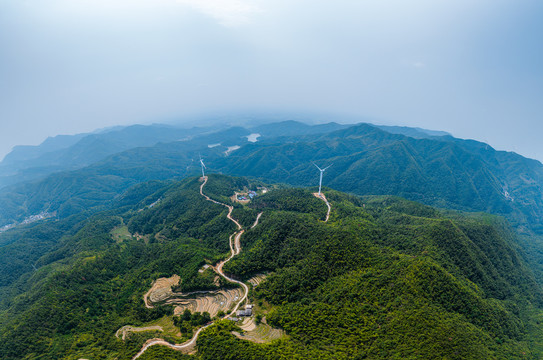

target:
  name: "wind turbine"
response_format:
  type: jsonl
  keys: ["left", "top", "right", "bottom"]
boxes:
{"left": 313, "top": 163, "right": 332, "bottom": 196}
{"left": 199, "top": 155, "right": 206, "bottom": 178}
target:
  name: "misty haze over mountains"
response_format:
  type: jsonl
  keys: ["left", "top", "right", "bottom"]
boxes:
{"left": 2, "top": 1, "right": 542, "bottom": 163}
{"left": 0, "top": 118, "right": 542, "bottom": 234}
{"left": 0, "top": 116, "right": 458, "bottom": 191}
{"left": 2, "top": 117, "right": 543, "bottom": 358}
{"left": 2, "top": 1, "right": 542, "bottom": 357}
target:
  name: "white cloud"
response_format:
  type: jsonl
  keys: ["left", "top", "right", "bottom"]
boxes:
{"left": 176, "top": 0, "right": 262, "bottom": 27}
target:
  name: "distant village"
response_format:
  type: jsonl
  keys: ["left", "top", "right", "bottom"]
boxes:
{"left": 0, "top": 211, "right": 54, "bottom": 233}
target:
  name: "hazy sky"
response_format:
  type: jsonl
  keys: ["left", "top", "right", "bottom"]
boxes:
{"left": 1, "top": 0, "right": 542, "bottom": 160}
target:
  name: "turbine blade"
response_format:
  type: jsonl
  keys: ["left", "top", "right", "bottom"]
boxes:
{"left": 323, "top": 164, "right": 333, "bottom": 171}
{"left": 313, "top": 162, "right": 323, "bottom": 171}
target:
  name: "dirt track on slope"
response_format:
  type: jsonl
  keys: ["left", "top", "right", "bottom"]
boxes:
{"left": 313, "top": 192, "right": 331, "bottom": 222}
{"left": 132, "top": 177, "right": 258, "bottom": 359}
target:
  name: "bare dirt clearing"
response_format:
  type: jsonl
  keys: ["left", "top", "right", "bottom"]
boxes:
{"left": 233, "top": 317, "right": 285, "bottom": 344}
{"left": 169, "top": 288, "right": 244, "bottom": 318}
{"left": 143, "top": 275, "right": 180, "bottom": 308}
{"left": 115, "top": 326, "right": 164, "bottom": 341}
{"left": 247, "top": 274, "right": 267, "bottom": 288}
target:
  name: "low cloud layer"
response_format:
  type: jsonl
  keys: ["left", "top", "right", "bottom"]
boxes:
{"left": 0, "top": 0, "right": 542, "bottom": 160}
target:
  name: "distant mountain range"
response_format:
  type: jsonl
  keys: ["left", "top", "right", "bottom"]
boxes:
{"left": 0, "top": 120, "right": 541, "bottom": 234}
{"left": 0, "top": 124, "right": 220, "bottom": 189}
{"left": 1, "top": 118, "right": 543, "bottom": 359}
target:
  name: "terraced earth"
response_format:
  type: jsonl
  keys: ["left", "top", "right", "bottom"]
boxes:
{"left": 234, "top": 317, "right": 286, "bottom": 343}
{"left": 247, "top": 274, "right": 267, "bottom": 288}
{"left": 143, "top": 275, "right": 181, "bottom": 308}
{"left": 169, "top": 288, "right": 244, "bottom": 318}
{"left": 120, "top": 176, "right": 283, "bottom": 359}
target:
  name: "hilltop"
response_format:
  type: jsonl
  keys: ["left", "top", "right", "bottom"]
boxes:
{"left": 2, "top": 120, "right": 543, "bottom": 281}
{"left": 0, "top": 174, "right": 541, "bottom": 359}
{"left": 1, "top": 121, "right": 542, "bottom": 232}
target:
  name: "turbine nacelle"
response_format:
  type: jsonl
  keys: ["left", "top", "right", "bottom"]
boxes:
{"left": 313, "top": 162, "right": 332, "bottom": 172}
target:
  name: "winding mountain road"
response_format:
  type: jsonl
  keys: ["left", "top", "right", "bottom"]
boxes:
{"left": 132, "top": 176, "right": 258, "bottom": 359}
{"left": 133, "top": 325, "right": 210, "bottom": 359}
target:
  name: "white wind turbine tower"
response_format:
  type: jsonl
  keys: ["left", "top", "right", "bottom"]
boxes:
{"left": 199, "top": 155, "right": 206, "bottom": 178}
{"left": 313, "top": 163, "right": 332, "bottom": 196}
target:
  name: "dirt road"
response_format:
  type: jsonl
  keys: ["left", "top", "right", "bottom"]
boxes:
{"left": 133, "top": 176, "right": 255, "bottom": 359}
{"left": 200, "top": 176, "right": 249, "bottom": 317}
{"left": 314, "top": 193, "right": 331, "bottom": 222}
{"left": 251, "top": 212, "right": 263, "bottom": 229}
{"left": 133, "top": 324, "right": 210, "bottom": 358}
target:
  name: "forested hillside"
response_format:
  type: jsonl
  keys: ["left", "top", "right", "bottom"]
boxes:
{"left": 0, "top": 124, "right": 215, "bottom": 189}
{"left": 0, "top": 175, "right": 541, "bottom": 359}
{"left": 218, "top": 123, "right": 543, "bottom": 231}
{"left": 1, "top": 121, "right": 543, "bottom": 291}
{"left": 2, "top": 121, "right": 543, "bottom": 238}
{"left": 0, "top": 125, "right": 253, "bottom": 226}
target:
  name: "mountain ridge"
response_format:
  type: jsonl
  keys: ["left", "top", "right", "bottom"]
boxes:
{"left": 0, "top": 174, "right": 541, "bottom": 359}
{"left": 0, "top": 120, "right": 542, "bottom": 234}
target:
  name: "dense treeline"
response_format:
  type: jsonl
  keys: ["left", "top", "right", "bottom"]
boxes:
{"left": 127, "top": 177, "right": 236, "bottom": 252}
{"left": 217, "top": 189, "right": 542, "bottom": 359}
{"left": 174, "top": 309, "right": 212, "bottom": 335}
{"left": 230, "top": 207, "right": 259, "bottom": 229}
{"left": 0, "top": 175, "right": 542, "bottom": 359}
{"left": 3, "top": 121, "right": 543, "bottom": 278}
{"left": 0, "top": 232, "right": 223, "bottom": 359}
{"left": 250, "top": 188, "right": 328, "bottom": 220}
{"left": 0, "top": 176, "right": 248, "bottom": 359}
{"left": 3, "top": 121, "right": 543, "bottom": 291}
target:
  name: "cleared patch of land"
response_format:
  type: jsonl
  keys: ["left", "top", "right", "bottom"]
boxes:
{"left": 224, "top": 145, "right": 241, "bottom": 156}
{"left": 115, "top": 326, "right": 164, "bottom": 340}
{"left": 110, "top": 225, "right": 133, "bottom": 243}
{"left": 169, "top": 288, "right": 244, "bottom": 318}
{"left": 246, "top": 133, "right": 261, "bottom": 143}
{"left": 232, "top": 192, "right": 250, "bottom": 204}
{"left": 233, "top": 317, "right": 286, "bottom": 344}
{"left": 143, "top": 275, "right": 181, "bottom": 308}
{"left": 116, "top": 315, "right": 186, "bottom": 347}
{"left": 247, "top": 274, "right": 267, "bottom": 288}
